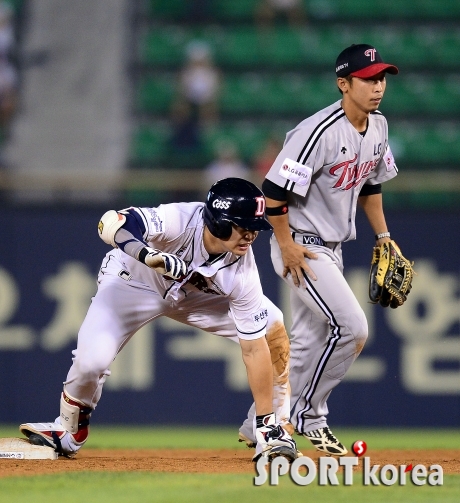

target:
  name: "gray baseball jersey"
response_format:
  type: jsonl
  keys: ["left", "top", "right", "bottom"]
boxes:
{"left": 258, "top": 99, "right": 397, "bottom": 436}
{"left": 265, "top": 99, "right": 397, "bottom": 241}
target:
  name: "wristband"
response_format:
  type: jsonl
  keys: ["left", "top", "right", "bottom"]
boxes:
{"left": 375, "top": 232, "right": 391, "bottom": 240}
{"left": 256, "top": 412, "right": 275, "bottom": 428}
{"left": 138, "top": 246, "right": 159, "bottom": 264}
{"left": 265, "top": 204, "right": 288, "bottom": 216}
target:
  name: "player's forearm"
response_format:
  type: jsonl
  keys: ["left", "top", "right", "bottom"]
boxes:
{"left": 265, "top": 197, "right": 292, "bottom": 249}
{"left": 358, "top": 193, "right": 390, "bottom": 241}
{"left": 269, "top": 214, "right": 294, "bottom": 251}
{"left": 239, "top": 337, "right": 274, "bottom": 415}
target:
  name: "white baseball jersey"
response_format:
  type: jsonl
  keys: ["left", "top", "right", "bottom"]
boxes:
{"left": 265, "top": 99, "right": 398, "bottom": 242}
{"left": 110, "top": 202, "right": 269, "bottom": 341}
{"left": 55, "top": 200, "right": 292, "bottom": 425}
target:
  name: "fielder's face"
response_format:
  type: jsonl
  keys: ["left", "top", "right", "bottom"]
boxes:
{"left": 339, "top": 71, "right": 387, "bottom": 114}
{"left": 220, "top": 225, "right": 259, "bottom": 256}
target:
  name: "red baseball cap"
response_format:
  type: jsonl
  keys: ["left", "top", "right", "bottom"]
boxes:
{"left": 335, "top": 44, "right": 399, "bottom": 79}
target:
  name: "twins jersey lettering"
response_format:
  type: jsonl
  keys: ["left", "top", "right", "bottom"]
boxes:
{"left": 266, "top": 100, "right": 398, "bottom": 242}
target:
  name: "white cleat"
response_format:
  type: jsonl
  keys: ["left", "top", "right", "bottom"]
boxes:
{"left": 302, "top": 427, "right": 348, "bottom": 456}
{"left": 19, "top": 418, "right": 88, "bottom": 457}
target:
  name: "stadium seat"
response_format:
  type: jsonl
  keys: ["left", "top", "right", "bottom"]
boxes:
{"left": 390, "top": 122, "right": 460, "bottom": 166}
{"left": 146, "top": 0, "right": 460, "bottom": 22}
{"left": 136, "top": 75, "right": 175, "bottom": 113}
{"left": 146, "top": 0, "right": 187, "bottom": 20}
{"left": 219, "top": 74, "right": 338, "bottom": 116}
{"left": 130, "top": 124, "right": 171, "bottom": 165}
{"left": 130, "top": 119, "right": 460, "bottom": 170}
{"left": 220, "top": 74, "right": 265, "bottom": 114}
{"left": 417, "top": 0, "right": 460, "bottom": 17}
{"left": 210, "top": 0, "right": 258, "bottom": 21}
{"left": 217, "top": 73, "right": 460, "bottom": 118}
{"left": 138, "top": 24, "right": 460, "bottom": 71}
{"left": 131, "top": 0, "right": 460, "bottom": 212}
{"left": 202, "top": 122, "right": 270, "bottom": 161}
{"left": 139, "top": 27, "right": 190, "bottom": 67}
{"left": 308, "top": 0, "right": 460, "bottom": 21}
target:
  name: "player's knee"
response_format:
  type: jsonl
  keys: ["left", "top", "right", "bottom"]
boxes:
{"left": 73, "top": 355, "right": 111, "bottom": 384}
{"left": 342, "top": 309, "right": 368, "bottom": 353}
{"left": 352, "top": 310, "right": 368, "bottom": 354}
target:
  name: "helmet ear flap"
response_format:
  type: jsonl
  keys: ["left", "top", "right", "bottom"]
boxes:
{"left": 203, "top": 206, "right": 233, "bottom": 240}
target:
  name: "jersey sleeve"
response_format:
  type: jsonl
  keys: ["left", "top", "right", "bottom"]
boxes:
{"left": 113, "top": 208, "right": 149, "bottom": 258}
{"left": 265, "top": 124, "right": 325, "bottom": 197}
{"left": 228, "top": 251, "right": 268, "bottom": 341}
{"left": 369, "top": 142, "right": 398, "bottom": 185}
{"left": 114, "top": 204, "right": 186, "bottom": 259}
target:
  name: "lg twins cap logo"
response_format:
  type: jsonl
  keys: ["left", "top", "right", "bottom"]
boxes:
{"left": 365, "top": 48, "right": 377, "bottom": 61}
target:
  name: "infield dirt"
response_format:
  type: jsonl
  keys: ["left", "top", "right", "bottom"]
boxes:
{"left": 0, "top": 448, "right": 459, "bottom": 477}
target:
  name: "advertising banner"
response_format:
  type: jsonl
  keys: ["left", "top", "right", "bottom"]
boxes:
{"left": 0, "top": 206, "right": 458, "bottom": 426}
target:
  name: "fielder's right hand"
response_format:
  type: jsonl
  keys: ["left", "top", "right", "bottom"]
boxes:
{"left": 280, "top": 241, "right": 317, "bottom": 286}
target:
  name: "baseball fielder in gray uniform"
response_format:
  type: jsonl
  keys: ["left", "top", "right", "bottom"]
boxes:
{"left": 19, "top": 178, "right": 297, "bottom": 462}
{"left": 239, "top": 44, "right": 399, "bottom": 455}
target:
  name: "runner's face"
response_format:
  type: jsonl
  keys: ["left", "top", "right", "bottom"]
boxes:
{"left": 220, "top": 225, "right": 259, "bottom": 256}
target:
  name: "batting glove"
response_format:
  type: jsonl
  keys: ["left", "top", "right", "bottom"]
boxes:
{"left": 255, "top": 412, "right": 297, "bottom": 456}
{"left": 140, "top": 247, "right": 188, "bottom": 280}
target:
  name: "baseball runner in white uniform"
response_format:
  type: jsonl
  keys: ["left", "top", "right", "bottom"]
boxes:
{"left": 19, "top": 178, "right": 297, "bottom": 462}
{"left": 239, "top": 44, "right": 399, "bottom": 455}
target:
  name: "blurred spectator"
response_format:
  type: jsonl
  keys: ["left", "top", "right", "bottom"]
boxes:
{"left": 187, "top": 0, "right": 212, "bottom": 22}
{"left": 0, "top": 1, "right": 17, "bottom": 132}
{"left": 204, "top": 140, "right": 252, "bottom": 189}
{"left": 174, "top": 40, "right": 222, "bottom": 126}
{"left": 255, "top": 0, "right": 308, "bottom": 29}
{"left": 168, "top": 100, "right": 203, "bottom": 167}
{"left": 252, "top": 134, "right": 283, "bottom": 182}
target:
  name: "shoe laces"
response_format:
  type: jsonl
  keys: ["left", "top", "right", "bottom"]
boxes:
{"left": 323, "top": 427, "right": 340, "bottom": 444}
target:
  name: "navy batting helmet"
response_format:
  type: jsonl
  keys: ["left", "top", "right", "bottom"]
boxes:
{"left": 203, "top": 178, "right": 272, "bottom": 239}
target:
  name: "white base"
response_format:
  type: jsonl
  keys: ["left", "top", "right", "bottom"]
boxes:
{"left": 0, "top": 437, "right": 58, "bottom": 460}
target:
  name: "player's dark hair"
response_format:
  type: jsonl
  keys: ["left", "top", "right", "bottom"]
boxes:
{"left": 337, "top": 75, "right": 353, "bottom": 95}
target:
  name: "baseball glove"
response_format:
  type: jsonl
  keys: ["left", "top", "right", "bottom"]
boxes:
{"left": 369, "top": 240, "right": 414, "bottom": 309}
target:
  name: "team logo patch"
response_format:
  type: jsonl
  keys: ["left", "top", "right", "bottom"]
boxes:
{"left": 252, "top": 308, "right": 269, "bottom": 328}
{"left": 146, "top": 209, "right": 163, "bottom": 232}
{"left": 384, "top": 147, "right": 395, "bottom": 172}
{"left": 278, "top": 158, "right": 313, "bottom": 187}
